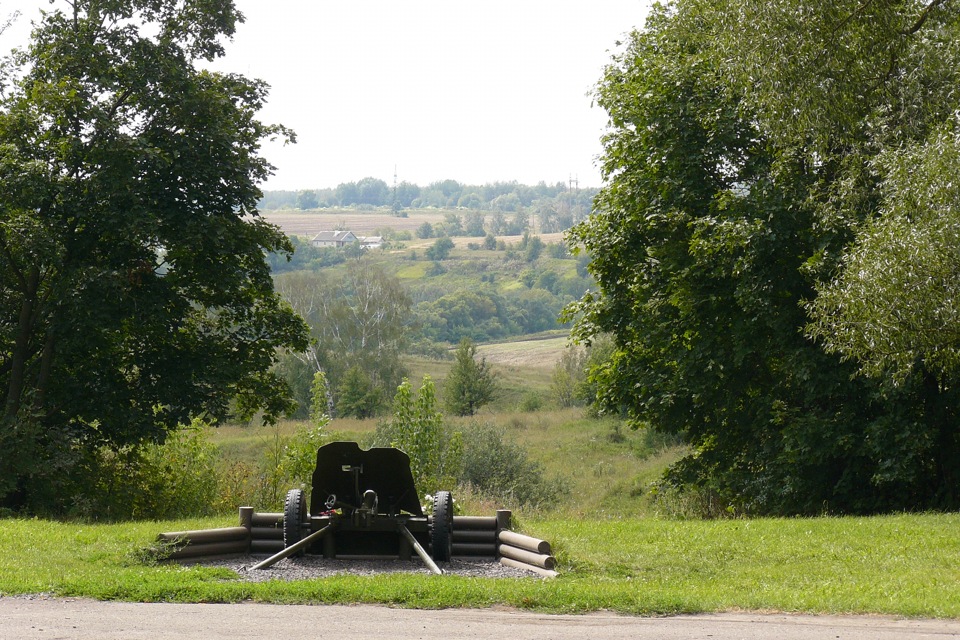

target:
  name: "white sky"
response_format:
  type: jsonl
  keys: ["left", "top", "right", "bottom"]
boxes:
{"left": 4, "top": 1, "right": 651, "bottom": 191}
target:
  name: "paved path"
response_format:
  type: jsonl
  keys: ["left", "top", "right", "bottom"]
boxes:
{"left": 2, "top": 598, "right": 959, "bottom": 640}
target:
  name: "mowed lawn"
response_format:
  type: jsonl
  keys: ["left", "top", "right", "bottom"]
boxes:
{"left": 1, "top": 513, "right": 958, "bottom": 617}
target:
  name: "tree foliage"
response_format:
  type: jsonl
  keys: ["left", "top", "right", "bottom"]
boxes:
{"left": 443, "top": 338, "right": 497, "bottom": 417}
{"left": 570, "top": 0, "right": 960, "bottom": 514}
{"left": 0, "top": 0, "right": 308, "bottom": 510}
{"left": 373, "top": 376, "right": 461, "bottom": 494}
{"left": 808, "top": 120, "right": 960, "bottom": 384}
{"left": 274, "top": 260, "right": 410, "bottom": 417}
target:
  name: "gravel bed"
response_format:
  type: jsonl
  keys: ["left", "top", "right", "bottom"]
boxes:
{"left": 200, "top": 555, "right": 538, "bottom": 582}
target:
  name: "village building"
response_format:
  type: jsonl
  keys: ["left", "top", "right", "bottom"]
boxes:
{"left": 310, "top": 230, "right": 358, "bottom": 248}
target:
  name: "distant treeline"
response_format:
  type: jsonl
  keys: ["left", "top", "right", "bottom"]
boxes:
{"left": 259, "top": 178, "right": 598, "bottom": 216}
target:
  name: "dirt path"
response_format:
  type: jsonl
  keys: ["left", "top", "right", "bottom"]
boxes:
{"left": 2, "top": 598, "right": 959, "bottom": 640}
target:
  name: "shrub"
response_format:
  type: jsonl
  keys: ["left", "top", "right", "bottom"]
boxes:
{"left": 519, "top": 393, "right": 543, "bottom": 412}
{"left": 74, "top": 418, "right": 222, "bottom": 521}
{"left": 458, "top": 422, "right": 566, "bottom": 509}
{"left": 279, "top": 421, "right": 330, "bottom": 490}
{"left": 371, "top": 376, "right": 462, "bottom": 495}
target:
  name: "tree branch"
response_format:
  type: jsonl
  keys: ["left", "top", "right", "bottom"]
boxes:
{"left": 900, "top": 0, "right": 950, "bottom": 35}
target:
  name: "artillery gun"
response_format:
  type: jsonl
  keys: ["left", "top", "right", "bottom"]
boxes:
{"left": 252, "top": 442, "right": 453, "bottom": 574}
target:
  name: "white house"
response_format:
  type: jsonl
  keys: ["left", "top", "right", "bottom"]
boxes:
{"left": 311, "top": 230, "right": 358, "bottom": 248}
{"left": 359, "top": 236, "right": 383, "bottom": 250}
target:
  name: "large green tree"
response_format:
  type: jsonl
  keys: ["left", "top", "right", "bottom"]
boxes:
{"left": 0, "top": 0, "right": 308, "bottom": 510}
{"left": 570, "top": 0, "right": 960, "bottom": 514}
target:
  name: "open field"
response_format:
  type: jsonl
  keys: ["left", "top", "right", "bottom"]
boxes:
{"left": 263, "top": 209, "right": 442, "bottom": 237}
{"left": 262, "top": 209, "right": 566, "bottom": 247}
{"left": 475, "top": 335, "right": 570, "bottom": 371}
{"left": 1, "top": 513, "right": 958, "bottom": 617}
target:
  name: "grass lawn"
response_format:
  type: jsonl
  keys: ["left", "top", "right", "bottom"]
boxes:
{"left": 1, "top": 513, "right": 958, "bottom": 617}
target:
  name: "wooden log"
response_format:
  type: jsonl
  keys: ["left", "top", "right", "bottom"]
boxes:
{"left": 251, "top": 526, "right": 284, "bottom": 540}
{"left": 250, "top": 539, "right": 285, "bottom": 554}
{"left": 452, "top": 542, "right": 497, "bottom": 557}
{"left": 498, "top": 543, "right": 555, "bottom": 570}
{"left": 498, "top": 530, "right": 551, "bottom": 555}
{"left": 452, "top": 529, "right": 497, "bottom": 543}
{"left": 500, "top": 556, "right": 558, "bottom": 578}
{"left": 452, "top": 516, "right": 497, "bottom": 530}
{"left": 496, "top": 509, "right": 512, "bottom": 533}
{"left": 239, "top": 506, "right": 253, "bottom": 531}
{"left": 157, "top": 526, "right": 249, "bottom": 545}
{"left": 251, "top": 512, "right": 284, "bottom": 527}
{"left": 168, "top": 539, "right": 249, "bottom": 559}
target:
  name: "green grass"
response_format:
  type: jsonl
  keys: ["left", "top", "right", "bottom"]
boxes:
{"left": 85, "top": 346, "right": 957, "bottom": 616}
{"left": 1, "top": 514, "right": 958, "bottom": 616}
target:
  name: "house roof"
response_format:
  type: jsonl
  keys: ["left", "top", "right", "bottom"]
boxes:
{"left": 311, "top": 230, "right": 357, "bottom": 243}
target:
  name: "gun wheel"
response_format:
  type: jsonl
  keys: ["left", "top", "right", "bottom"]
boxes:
{"left": 283, "top": 488, "right": 308, "bottom": 556}
{"left": 431, "top": 490, "right": 453, "bottom": 562}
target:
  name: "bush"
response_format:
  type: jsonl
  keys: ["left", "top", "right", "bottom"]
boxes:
{"left": 371, "top": 376, "right": 462, "bottom": 495}
{"left": 519, "top": 393, "right": 543, "bottom": 412}
{"left": 458, "top": 422, "right": 566, "bottom": 509}
{"left": 279, "top": 421, "right": 330, "bottom": 490}
{"left": 74, "top": 418, "right": 223, "bottom": 521}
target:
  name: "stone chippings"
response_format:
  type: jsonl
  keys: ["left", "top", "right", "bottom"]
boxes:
{"left": 201, "top": 556, "right": 536, "bottom": 582}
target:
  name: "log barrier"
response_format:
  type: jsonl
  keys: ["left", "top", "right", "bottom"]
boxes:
{"left": 157, "top": 505, "right": 557, "bottom": 576}
{"left": 494, "top": 516, "right": 558, "bottom": 578}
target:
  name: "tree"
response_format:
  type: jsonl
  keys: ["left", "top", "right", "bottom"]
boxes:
{"left": 274, "top": 261, "right": 411, "bottom": 418}
{"left": 441, "top": 212, "right": 463, "bottom": 236}
{"left": 0, "top": 0, "right": 309, "bottom": 510}
{"left": 464, "top": 210, "right": 486, "bottom": 236}
{"left": 416, "top": 221, "right": 434, "bottom": 239}
{"left": 443, "top": 338, "right": 497, "bottom": 416}
{"left": 356, "top": 177, "right": 389, "bottom": 206}
{"left": 373, "top": 376, "right": 461, "bottom": 494}
{"left": 568, "top": 0, "right": 960, "bottom": 514}
{"left": 394, "top": 181, "right": 421, "bottom": 208}
{"left": 551, "top": 345, "right": 588, "bottom": 408}
{"left": 335, "top": 181, "right": 359, "bottom": 205}
{"left": 417, "top": 289, "right": 511, "bottom": 343}
{"left": 296, "top": 190, "right": 319, "bottom": 210}
{"left": 310, "top": 370, "right": 333, "bottom": 427}
{"left": 336, "top": 366, "right": 382, "bottom": 418}
{"left": 808, "top": 124, "right": 960, "bottom": 384}
{"left": 425, "top": 237, "right": 455, "bottom": 260}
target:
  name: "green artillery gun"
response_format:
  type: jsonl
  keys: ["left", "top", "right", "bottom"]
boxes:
{"left": 253, "top": 442, "right": 453, "bottom": 574}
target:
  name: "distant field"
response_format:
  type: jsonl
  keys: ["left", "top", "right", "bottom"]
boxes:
{"left": 476, "top": 335, "right": 570, "bottom": 371}
{"left": 263, "top": 209, "right": 441, "bottom": 237}
{"left": 262, "top": 209, "right": 566, "bottom": 246}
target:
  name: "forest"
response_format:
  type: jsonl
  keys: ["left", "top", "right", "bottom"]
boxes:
{"left": 259, "top": 179, "right": 598, "bottom": 234}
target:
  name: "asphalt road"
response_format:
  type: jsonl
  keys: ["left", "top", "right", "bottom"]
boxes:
{"left": 2, "top": 599, "right": 959, "bottom": 640}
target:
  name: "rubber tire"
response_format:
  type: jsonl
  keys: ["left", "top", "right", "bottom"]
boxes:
{"left": 283, "top": 488, "right": 308, "bottom": 556}
{"left": 431, "top": 490, "right": 453, "bottom": 562}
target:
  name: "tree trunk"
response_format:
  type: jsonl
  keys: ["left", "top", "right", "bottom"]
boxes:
{"left": 923, "top": 370, "right": 960, "bottom": 508}
{"left": 4, "top": 267, "right": 39, "bottom": 422}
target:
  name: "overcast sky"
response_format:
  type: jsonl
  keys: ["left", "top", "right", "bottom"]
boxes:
{"left": 5, "top": 1, "right": 651, "bottom": 191}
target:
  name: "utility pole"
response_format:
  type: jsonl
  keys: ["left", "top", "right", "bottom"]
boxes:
{"left": 392, "top": 165, "right": 400, "bottom": 215}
